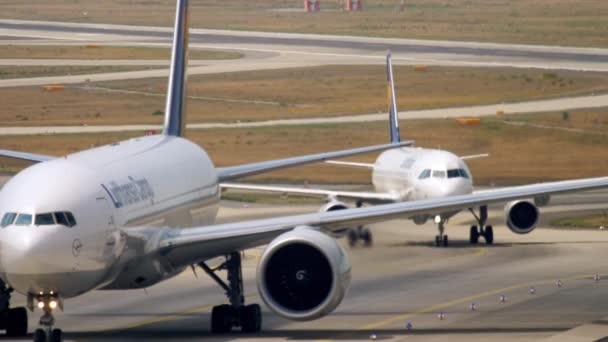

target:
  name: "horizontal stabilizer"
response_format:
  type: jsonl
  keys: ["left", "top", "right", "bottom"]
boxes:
{"left": 460, "top": 153, "right": 490, "bottom": 160}
{"left": 0, "top": 149, "right": 55, "bottom": 163}
{"left": 325, "top": 160, "right": 376, "bottom": 169}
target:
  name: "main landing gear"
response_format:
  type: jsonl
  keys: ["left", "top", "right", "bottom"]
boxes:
{"left": 347, "top": 201, "right": 373, "bottom": 247}
{"left": 469, "top": 206, "right": 494, "bottom": 245}
{"left": 348, "top": 226, "right": 373, "bottom": 247}
{"left": 199, "top": 252, "right": 262, "bottom": 334}
{"left": 0, "top": 281, "right": 28, "bottom": 338}
{"left": 31, "top": 294, "right": 63, "bottom": 342}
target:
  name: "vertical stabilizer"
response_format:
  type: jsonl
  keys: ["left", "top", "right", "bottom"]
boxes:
{"left": 386, "top": 53, "right": 401, "bottom": 143}
{"left": 163, "top": 0, "right": 190, "bottom": 137}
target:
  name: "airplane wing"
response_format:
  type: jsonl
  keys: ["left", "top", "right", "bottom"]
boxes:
{"left": 220, "top": 182, "right": 399, "bottom": 202}
{"left": 148, "top": 176, "right": 608, "bottom": 268}
{"left": 460, "top": 153, "right": 490, "bottom": 160}
{"left": 0, "top": 149, "right": 55, "bottom": 163}
{"left": 216, "top": 141, "right": 413, "bottom": 182}
{"left": 324, "top": 160, "right": 376, "bottom": 169}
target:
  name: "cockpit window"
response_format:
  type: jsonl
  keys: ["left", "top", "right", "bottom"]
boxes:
{"left": 460, "top": 168, "right": 470, "bottom": 179}
{"left": 418, "top": 169, "right": 431, "bottom": 179}
{"left": 35, "top": 213, "right": 55, "bottom": 226}
{"left": 432, "top": 170, "right": 446, "bottom": 179}
{"left": 53, "top": 212, "right": 76, "bottom": 227}
{"left": 65, "top": 212, "right": 77, "bottom": 227}
{"left": 447, "top": 169, "right": 460, "bottom": 178}
{"left": 1, "top": 213, "right": 16, "bottom": 227}
{"left": 15, "top": 214, "right": 32, "bottom": 226}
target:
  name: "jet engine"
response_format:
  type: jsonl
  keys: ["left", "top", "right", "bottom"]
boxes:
{"left": 318, "top": 200, "right": 349, "bottom": 212}
{"left": 257, "top": 226, "right": 351, "bottom": 321}
{"left": 505, "top": 200, "right": 539, "bottom": 234}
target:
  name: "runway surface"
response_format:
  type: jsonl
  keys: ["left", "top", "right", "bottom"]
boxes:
{"left": 3, "top": 187, "right": 608, "bottom": 342}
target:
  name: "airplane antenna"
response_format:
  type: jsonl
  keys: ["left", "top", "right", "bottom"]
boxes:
{"left": 163, "top": 0, "right": 190, "bottom": 137}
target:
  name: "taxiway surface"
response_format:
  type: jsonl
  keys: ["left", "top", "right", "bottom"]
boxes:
{"left": 4, "top": 189, "right": 608, "bottom": 342}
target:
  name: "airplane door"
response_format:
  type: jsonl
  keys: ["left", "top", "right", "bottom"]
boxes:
{"left": 96, "top": 191, "right": 123, "bottom": 264}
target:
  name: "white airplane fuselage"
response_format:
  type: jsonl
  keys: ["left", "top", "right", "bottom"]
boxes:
{"left": 371, "top": 147, "right": 474, "bottom": 220}
{"left": 0, "top": 135, "right": 219, "bottom": 298}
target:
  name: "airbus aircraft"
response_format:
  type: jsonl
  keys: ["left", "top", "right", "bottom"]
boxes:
{"left": 1, "top": 1, "right": 608, "bottom": 341}
{"left": 221, "top": 54, "right": 562, "bottom": 248}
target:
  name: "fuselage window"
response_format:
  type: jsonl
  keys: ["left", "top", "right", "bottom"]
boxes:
{"left": 35, "top": 213, "right": 56, "bottom": 226}
{"left": 418, "top": 169, "right": 431, "bottom": 179}
{"left": 1, "top": 212, "right": 17, "bottom": 227}
{"left": 65, "top": 212, "right": 77, "bottom": 227}
{"left": 447, "top": 169, "right": 461, "bottom": 178}
{"left": 459, "top": 169, "right": 470, "bottom": 179}
{"left": 15, "top": 214, "right": 32, "bottom": 226}
{"left": 432, "top": 170, "right": 446, "bottom": 179}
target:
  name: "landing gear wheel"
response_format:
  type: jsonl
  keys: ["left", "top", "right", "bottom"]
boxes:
{"left": 33, "top": 329, "right": 46, "bottom": 342}
{"left": 469, "top": 225, "right": 479, "bottom": 244}
{"left": 347, "top": 229, "right": 358, "bottom": 247}
{"left": 361, "top": 228, "right": 373, "bottom": 247}
{"left": 443, "top": 235, "right": 449, "bottom": 247}
{"left": 211, "top": 304, "right": 233, "bottom": 334}
{"left": 50, "top": 329, "right": 63, "bottom": 342}
{"left": 484, "top": 225, "right": 494, "bottom": 245}
{"left": 6, "top": 307, "right": 27, "bottom": 337}
{"left": 240, "top": 304, "right": 262, "bottom": 333}
{"left": 435, "top": 235, "right": 440, "bottom": 247}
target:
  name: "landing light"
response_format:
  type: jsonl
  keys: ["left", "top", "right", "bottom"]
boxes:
{"left": 49, "top": 301, "right": 58, "bottom": 310}
{"left": 434, "top": 215, "right": 442, "bottom": 224}
{"left": 37, "top": 302, "right": 45, "bottom": 309}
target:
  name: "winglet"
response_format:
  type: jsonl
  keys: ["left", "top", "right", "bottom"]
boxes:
{"left": 163, "top": 0, "right": 190, "bottom": 137}
{"left": 386, "top": 52, "right": 401, "bottom": 143}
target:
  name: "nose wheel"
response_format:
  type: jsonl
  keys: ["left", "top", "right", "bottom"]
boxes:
{"left": 31, "top": 295, "right": 63, "bottom": 342}
{"left": 434, "top": 217, "right": 448, "bottom": 247}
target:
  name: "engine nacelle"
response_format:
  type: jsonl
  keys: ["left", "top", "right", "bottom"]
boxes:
{"left": 505, "top": 200, "right": 539, "bottom": 234}
{"left": 318, "top": 200, "right": 349, "bottom": 213}
{"left": 257, "top": 226, "right": 351, "bottom": 321}
{"left": 412, "top": 214, "right": 429, "bottom": 225}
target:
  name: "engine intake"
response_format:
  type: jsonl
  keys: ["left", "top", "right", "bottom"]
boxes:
{"left": 505, "top": 200, "right": 539, "bottom": 234}
{"left": 257, "top": 227, "right": 351, "bottom": 321}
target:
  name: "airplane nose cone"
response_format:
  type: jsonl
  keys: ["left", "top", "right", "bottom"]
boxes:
{"left": 434, "top": 179, "right": 472, "bottom": 198}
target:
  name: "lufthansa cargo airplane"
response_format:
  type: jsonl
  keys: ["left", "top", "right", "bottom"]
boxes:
{"left": 223, "top": 53, "right": 495, "bottom": 248}
{"left": 1, "top": 1, "right": 608, "bottom": 341}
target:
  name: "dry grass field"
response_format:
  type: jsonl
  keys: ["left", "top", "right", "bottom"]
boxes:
{"left": 0, "top": 45, "right": 242, "bottom": 60}
{"left": 0, "top": 66, "right": 152, "bottom": 79}
{"left": 1, "top": 65, "right": 607, "bottom": 126}
{"left": 1, "top": 108, "right": 607, "bottom": 185}
{"left": 1, "top": 1, "right": 607, "bottom": 47}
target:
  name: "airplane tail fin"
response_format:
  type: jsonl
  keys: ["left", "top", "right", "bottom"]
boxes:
{"left": 163, "top": 0, "right": 190, "bottom": 137}
{"left": 386, "top": 52, "right": 401, "bottom": 143}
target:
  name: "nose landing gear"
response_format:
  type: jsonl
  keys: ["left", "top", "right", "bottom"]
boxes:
{"left": 434, "top": 215, "right": 448, "bottom": 247}
{"left": 31, "top": 294, "right": 63, "bottom": 342}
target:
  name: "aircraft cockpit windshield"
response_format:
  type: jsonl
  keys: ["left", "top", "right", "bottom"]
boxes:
{"left": 0, "top": 211, "right": 77, "bottom": 227}
{"left": 419, "top": 169, "right": 470, "bottom": 180}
